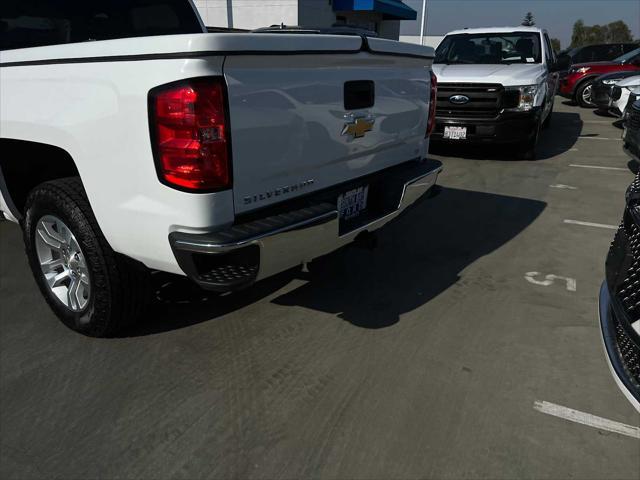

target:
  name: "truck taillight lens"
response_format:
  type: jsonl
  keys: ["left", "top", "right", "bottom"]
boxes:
{"left": 426, "top": 71, "right": 438, "bottom": 137}
{"left": 150, "top": 78, "right": 230, "bottom": 191}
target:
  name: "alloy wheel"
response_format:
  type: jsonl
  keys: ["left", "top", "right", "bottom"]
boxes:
{"left": 581, "top": 84, "right": 594, "bottom": 106}
{"left": 35, "top": 215, "right": 91, "bottom": 312}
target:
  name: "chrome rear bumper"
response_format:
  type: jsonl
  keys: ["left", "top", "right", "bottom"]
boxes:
{"left": 170, "top": 159, "right": 442, "bottom": 291}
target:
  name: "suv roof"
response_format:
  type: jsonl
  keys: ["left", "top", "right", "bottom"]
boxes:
{"left": 564, "top": 43, "right": 638, "bottom": 56}
{"left": 573, "top": 42, "right": 637, "bottom": 49}
{"left": 445, "top": 26, "right": 545, "bottom": 36}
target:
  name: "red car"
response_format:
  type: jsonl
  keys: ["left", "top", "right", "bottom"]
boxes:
{"left": 559, "top": 47, "right": 640, "bottom": 107}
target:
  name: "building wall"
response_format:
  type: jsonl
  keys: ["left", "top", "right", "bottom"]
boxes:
{"left": 298, "top": 0, "right": 335, "bottom": 27}
{"left": 193, "top": 0, "right": 297, "bottom": 29}
{"left": 193, "top": 0, "right": 405, "bottom": 40}
{"left": 379, "top": 20, "right": 400, "bottom": 40}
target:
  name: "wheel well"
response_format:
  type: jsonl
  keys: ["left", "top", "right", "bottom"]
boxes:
{"left": 0, "top": 139, "right": 79, "bottom": 219}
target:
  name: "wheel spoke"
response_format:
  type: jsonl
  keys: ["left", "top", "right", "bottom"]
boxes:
{"left": 40, "top": 257, "right": 64, "bottom": 273}
{"left": 69, "top": 236, "right": 81, "bottom": 256}
{"left": 77, "top": 254, "right": 88, "bottom": 271}
{"left": 37, "top": 222, "right": 65, "bottom": 250}
{"left": 61, "top": 223, "right": 74, "bottom": 246}
{"left": 46, "top": 270, "right": 70, "bottom": 289}
{"left": 78, "top": 275, "right": 90, "bottom": 309}
{"left": 68, "top": 277, "right": 80, "bottom": 311}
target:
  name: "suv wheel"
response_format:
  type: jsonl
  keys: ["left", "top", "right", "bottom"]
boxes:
{"left": 576, "top": 81, "right": 595, "bottom": 108}
{"left": 23, "top": 177, "right": 149, "bottom": 337}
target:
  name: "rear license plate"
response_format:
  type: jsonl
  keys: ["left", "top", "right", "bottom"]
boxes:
{"left": 444, "top": 126, "right": 467, "bottom": 140}
{"left": 338, "top": 186, "right": 369, "bottom": 221}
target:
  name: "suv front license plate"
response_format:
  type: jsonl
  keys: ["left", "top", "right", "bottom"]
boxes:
{"left": 444, "top": 126, "right": 467, "bottom": 140}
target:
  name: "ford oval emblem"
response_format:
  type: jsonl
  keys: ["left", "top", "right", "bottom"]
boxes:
{"left": 449, "top": 94, "right": 470, "bottom": 105}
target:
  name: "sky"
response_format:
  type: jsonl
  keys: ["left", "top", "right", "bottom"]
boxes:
{"left": 400, "top": 0, "right": 640, "bottom": 50}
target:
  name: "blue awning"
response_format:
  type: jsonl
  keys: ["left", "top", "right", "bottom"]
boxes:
{"left": 333, "top": 0, "right": 417, "bottom": 21}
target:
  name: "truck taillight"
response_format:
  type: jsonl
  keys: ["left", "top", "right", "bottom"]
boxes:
{"left": 149, "top": 78, "right": 230, "bottom": 192}
{"left": 426, "top": 71, "right": 438, "bottom": 137}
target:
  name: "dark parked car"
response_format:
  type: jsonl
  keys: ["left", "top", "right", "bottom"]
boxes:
{"left": 600, "top": 192, "right": 640, "bottom": 412}
{"left": 623, "top": 100, "right": 640, "bottom": 164}
{"left": 592, "top": 71, "right": 640, "bottom": 113}
{"left": 558, "top": 43, "right": 637, "bottom": 72}
{"left": 600, "top": 101, "right": 640, "bottom": 413}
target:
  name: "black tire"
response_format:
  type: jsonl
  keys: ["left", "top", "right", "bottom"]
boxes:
{"left": 576, "top": 80, "right": 595, "bottom": 108}
{"left": 542, "top": 105, "right": 553, "bottom": 129}
{"left": 23, "top": 177, "right": 149, "bottom": 337}
{"left": 516, "top": 121, "right": 541, "bottom": 160}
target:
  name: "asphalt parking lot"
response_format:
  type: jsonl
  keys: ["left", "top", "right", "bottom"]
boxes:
{"left": 1, "top": 99, "right": 639, "bottom": 479}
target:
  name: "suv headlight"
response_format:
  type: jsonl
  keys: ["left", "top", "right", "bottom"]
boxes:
{"left": 506, "top": 85, "right": 539, "bottom": 111}
{"left": 602, "top": 78, "right": 619, "bottom": 85}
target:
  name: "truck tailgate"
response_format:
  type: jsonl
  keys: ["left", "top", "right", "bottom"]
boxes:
{"left": 223, "top": 35, "right": 434, "bottom": 214}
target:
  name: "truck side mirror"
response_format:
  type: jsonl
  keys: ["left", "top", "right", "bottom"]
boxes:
{"left": 555, "top": 55, "right": 570, "bottom": 70}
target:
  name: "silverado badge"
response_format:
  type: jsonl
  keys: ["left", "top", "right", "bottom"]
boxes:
{"left": 341, "top": 115, "right": 375, "bottom": 139}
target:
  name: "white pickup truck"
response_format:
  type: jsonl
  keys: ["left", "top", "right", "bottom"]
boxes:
{"left": 431, "top": 26, "right": 558, "bottom": 159}
{"left": 0, "top": 0, "right": 441, "bottom": 336}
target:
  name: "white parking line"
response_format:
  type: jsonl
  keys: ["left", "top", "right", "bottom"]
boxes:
{"left": 578, "top": 136, "right": 622, "bottom": 141}
{"left": 534, "top": 400, "right": 640, "bottom": 440}
{"left": 525, "top": 272, "right": 576, "bottom": 291}
{"left": 550, "top": 184, "right": 577, "bottom": 190}
{"left": 564, "top": 219, "right": 618, "bottom": 230}
{"left": 569, "top": 164, "right": 628, "bottom": 171}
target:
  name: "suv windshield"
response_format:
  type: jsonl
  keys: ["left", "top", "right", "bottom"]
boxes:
{"left": 435, "top": 32, "right": 542, "bottom": 65}
{"left": 614, "top": 47, "right": 640, "bottom": 63}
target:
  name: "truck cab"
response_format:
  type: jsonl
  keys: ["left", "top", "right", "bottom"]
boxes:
{"left": 431, "top": 26, "right": 558, "bottom": 159}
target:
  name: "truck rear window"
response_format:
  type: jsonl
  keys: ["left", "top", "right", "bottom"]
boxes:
{"left": 0, "top": 0, "right": 203, "bottom": 51}
{"left": 435, "top": 32, "right": 542, "bottom": 65}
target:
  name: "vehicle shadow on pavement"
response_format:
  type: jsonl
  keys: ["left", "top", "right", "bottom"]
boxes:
{"left": 121, "top": 270, "right": 295, "bottom": 336}
{"left": 429, "top": 112, "right": 582, "bottom": 161}
{"left": 272, "top": 187, "right": 546, "bottom": 329}
{"left": 124, "top": 187, "right": 546, "bottom": 335}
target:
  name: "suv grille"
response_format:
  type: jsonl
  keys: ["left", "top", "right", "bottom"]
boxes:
{"left": 606, "top": 172, "right": 640, "bottom": 386}
{"left": 615, "top": 319, "right": 640, "bottom": 385}
{"left": 615, "top": 220, "right": 640, "bottom": 321}
{"left": 436, "top": 83, "right": 516, "bottom": 119}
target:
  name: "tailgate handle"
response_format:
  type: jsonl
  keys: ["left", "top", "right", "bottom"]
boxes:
{"left": 344, "top": 81, "right": 375, "bottom": 110}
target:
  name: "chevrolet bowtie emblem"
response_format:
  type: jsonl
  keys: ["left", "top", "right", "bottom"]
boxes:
{"left": 341, "top": 116, "right": 375, "bottom": 139}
